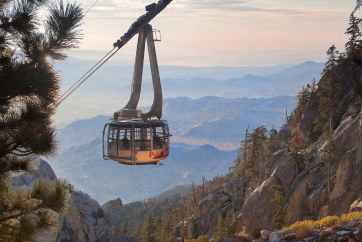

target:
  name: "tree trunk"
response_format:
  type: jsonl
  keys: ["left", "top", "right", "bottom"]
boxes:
{"left": 328, "top": 113, "right": 333, "bottom": 194}
{"left": 148, "top": 215, "right": 151, "bottom": 242}
{"left": 181, "top": 212, "right": 185, "bottom": 242}
{"left": 241, "top": 169, "right": 245, "bottom": 193}
{"left": 251, "top": 174, "right": 254, "bottom": 192}
{"left": 242, "top": 126, "right": 248, "bottom": 194}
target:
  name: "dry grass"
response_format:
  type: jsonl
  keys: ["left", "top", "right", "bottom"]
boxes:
{"left": 287, "top": 211, "right": 362, "bottom": 232}
{"left": 295, "top": 224, "right": 314, "bottom": 240}
{"left": 336, "top": 211, "right": 362, "bottom": 226}
{"left": 319, "top": 215, "right": 339, "bottom": 227}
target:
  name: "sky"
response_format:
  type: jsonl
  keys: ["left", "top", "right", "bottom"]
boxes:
{"left": 57, "top": 0, "right": 358, "bottom": 67}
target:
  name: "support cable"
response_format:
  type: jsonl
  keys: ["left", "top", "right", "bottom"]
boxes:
{"left": 352, "top": 0, "right": 362, "bottom": 16}
{"left": 53, "top": 0, "right": 173, "bottom": 107}
{"left": 54, "top": 47, "right": 118, "bottom": 107}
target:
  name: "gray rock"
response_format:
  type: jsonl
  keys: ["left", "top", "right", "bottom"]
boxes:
{"left": 336, "top": 230, "right": 352, "bottom": 236}
{"left": 341, "top": 221, "right": 357, "bottom": 229}
{"left": 303, "top": 237, "right": 315, "bottom": 241}
{"left": 10, "top": 158, "right": 57, "bottom": 188}
{"left": 350, "top": 199, "right": 362, "bottom": 212}
{"left": 260, "top": 230, "right": 271, "bottom": 237}
{"left": 102, "top": 198, "right": 123, "bottom": 209}
{"left": 269, "top": 231, "right": 284, "bottom": 242}
{"left": 56, "top": 191, "right": 138, "bottom": 242}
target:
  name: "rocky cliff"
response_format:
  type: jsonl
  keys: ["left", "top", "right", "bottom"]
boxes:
{"left": 182, "top": 61, "right": 362, "bottom": 237}
{"left": 57, "top": 191, "right": 138, "bottom": 242}
{"left": 10, "top": 158, "right": 57, "bottom": 188}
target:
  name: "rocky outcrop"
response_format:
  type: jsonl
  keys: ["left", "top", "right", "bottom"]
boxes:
{"left": 57, "top": 191, "right": 138, "bottom": 242}
{"left": 10, "top": 158, "right": 59, "bottom": 241}
{"left": 276, "top": 124, "right": 291, "bottom": 150}
{"left": 10, "top": 158, "right": 56, "bottom": 188}
{"left": 186, "top": 178, "right": 243, "bottom": 237}
{"left": 188, "top": 85, "right": 362, "bottom": 237}
{"left": 234, "top": 150, "right": 297, "bottom": 233}
{"left": 101, "top": 198, "right": 124, "bottom": 227}
{"left": 103, "top": 198, "right": 123, "bottom": 209}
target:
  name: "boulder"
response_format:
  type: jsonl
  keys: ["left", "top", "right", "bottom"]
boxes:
{"left": 269, "top": 231, "right": 284, "bottom": 241}
{"left": 350, "top": 199, "right": 362, "bottom": 212}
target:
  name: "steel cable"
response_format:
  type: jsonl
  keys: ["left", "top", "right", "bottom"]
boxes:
{"left": 54, "top": 47, "right": 118, "bottom": 107}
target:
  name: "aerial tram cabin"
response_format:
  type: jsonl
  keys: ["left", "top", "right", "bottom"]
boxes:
{"left": 103, "top": 119, "right": 170, "bottom": 165}
{"left": 54, "top": 2, "right": 173, "bottom": 165}
{"left": 102, "top": 22, "right": 170, "bottom": 165}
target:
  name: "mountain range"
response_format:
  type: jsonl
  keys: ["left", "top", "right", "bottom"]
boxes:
{"left": 53, "top": 61, "right": 323, "bottom": 124}
{"left": 47, "top": 141, "right": 237, "bottom": 205}
{"left": 56, "top": 95, "right": 297, "bottom": 151}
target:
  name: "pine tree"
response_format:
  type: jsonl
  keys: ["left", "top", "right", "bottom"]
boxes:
{"left": 225, "top": 215, "right": 233, "bottom": 235}
{"left": 213, "top": 218, "right": 227, "bottom": 241}
{"left": 313, "top": 45, "right": 342, "bottom": 193}
{"left": 244, "top": 126, "right": 268, "bottom": 191}
{"left": 121, "top": 216, "right": 132, "bottom": 235}
{"left": 197, "top": 235, "right": 209, "bottom": 242}
{"left": 288, "top": 131, "right": 303, "bottom": 174}
{"left": 232, "top": 126, "right": 249, "bottom": 194}
{"left": 345, "top": 15, "right": 362, "bottom": 60}
{"left": 270, "top": 185, "right": 285, "bottom": 230}
{"left": 0, "top": 0, "right": 83, "bottom": 240}
{"left": 187, "top": 182, "right": 198, "bottom": 213}
{"left": 135, "top": 221, "right": 143, "bottom": 237}
{"left": 143, "top": 212, "right": 157, "bottom": 242}
{"left": 267, "top": 127, "right": 278, "bottom": 156}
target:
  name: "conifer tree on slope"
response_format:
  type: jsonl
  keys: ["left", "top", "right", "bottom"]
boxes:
{"left": 345, "top": 15, "right": 362, "bottom": 60}
{"left": 345, "top": 15, "right": 362, "bottom": 104}
{"left": 313, "top": 45, "right": 342, "bottom": 193}
{"left": 143, "top": 212, "right": 157, "bottom": 242}
{"left": 244, "top": 126, "right": 267, "bottom": 192}
{"left": 0, "top": 0, "right": 83, "bottom": 240}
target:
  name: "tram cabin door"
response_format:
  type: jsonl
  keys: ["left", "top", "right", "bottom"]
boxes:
{"left": 108, "top": 127, "right": 132, "bottom": 160}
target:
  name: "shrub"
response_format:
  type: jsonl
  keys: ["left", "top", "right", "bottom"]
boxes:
{"left": 319, "top": 215, "right": 339, "bottom": 227}
{"left": 288, "top": 211, "right": 362, "bottom": 233}
{"left": 336, "top": 211, "right": 362, "bottom": 226}
{"left": 295, "top": 224, "right": 314, "bottom": 240}
{"left": 197, "top": 235, "right": 209, "bottom": 242}
{"left": 289, "top": 220, "right": 316, "bottom": 230}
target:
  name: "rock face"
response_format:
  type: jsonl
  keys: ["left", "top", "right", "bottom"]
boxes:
{"left": 185, "top": 67, "right": 362, "bottom": 236}
{"left": 57, "top": 191, "right": 138, "bottom": 242}
{"left": 10, "top": 158, "right": 58, "bottom": 241}
{"left": 186, "top": 178, "right": 243, "bottom": 237}
{"left": 10, "top": 158, "right": 57, "bottom": 188}
{"left": 103, "top": 198, "right": 123, "bottom": 209}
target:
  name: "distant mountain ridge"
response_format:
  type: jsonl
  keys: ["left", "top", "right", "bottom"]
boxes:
{"left": 48, "top": 141, "right": 237, "bottom": 204}
{"left": 54, "top": 61, "right": 323, "bottom": 124}
{"left": 56, "top": 95, "right": 297, "bottom": 151}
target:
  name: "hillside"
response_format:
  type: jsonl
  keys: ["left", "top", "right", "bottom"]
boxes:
{"left": 160, "top": 58, "right": 362, "bottom": 238}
